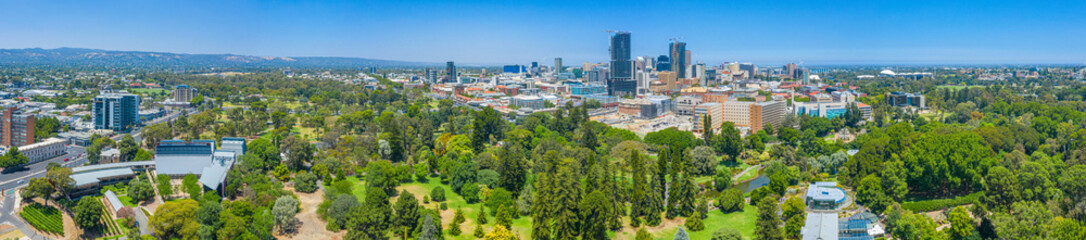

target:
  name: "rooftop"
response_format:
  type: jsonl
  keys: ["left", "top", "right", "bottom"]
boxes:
{"left": 802, "top": 212, "right": 839, "bottom": 240}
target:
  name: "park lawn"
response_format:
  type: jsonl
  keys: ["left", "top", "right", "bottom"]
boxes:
{"left": 345, "top": 177, "right": 535, "bottom": 239}
{"left": 117, "top": 196, "right": 137, "bottom": 207}
{"left": 648, "top": 204, "right": 758, "bottom": 240}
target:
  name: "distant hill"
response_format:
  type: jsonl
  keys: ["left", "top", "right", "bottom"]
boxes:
{"left": 0, "top": 48, "right": 437, "bottom": 69}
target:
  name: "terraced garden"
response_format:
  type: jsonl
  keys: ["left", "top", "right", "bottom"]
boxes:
{"left": 20, "top": 203, "right": 64, "bottom": 236}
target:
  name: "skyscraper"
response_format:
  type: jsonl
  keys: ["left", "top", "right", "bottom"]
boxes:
{"left": 656, "top": 55, "right": 671, "bottom": 71}
{"left": 670, "top": 41, "right": 688, "bottom": 79}
{"left": 608, "top": 32, "right": 637, "bottom": 97}
{"left": 94, "top": 93, "right": 140, "bottom": 132}
{"left": 785, "top": 63, "right": 797, "bottom": 79}
{"left": 554, "top": 57, "right": 563, "bottom": 73}
{"left": 445, "top": 61, "right": 457, "bottom": 83}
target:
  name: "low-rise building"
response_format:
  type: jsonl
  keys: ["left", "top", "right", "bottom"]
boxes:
{"left": 511, "top": 95, "right": 544, "bottom": 109}
{"left": 806, "top": 182, "right": 848, "bottom": 210}
{"left": 17, "top": 137, "right": 66, "bottom": 164}
{"left": 100, "top": 148, "right": 121, "bottom": 164}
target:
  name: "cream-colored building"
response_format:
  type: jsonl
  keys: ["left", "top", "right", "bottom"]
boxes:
{"left": 18, "top": 137, "right": 66, "bottom": 164}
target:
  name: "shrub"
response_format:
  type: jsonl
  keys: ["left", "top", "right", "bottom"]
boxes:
{"left": 461, "top": 184, "right": 481, "bottom": 204}
{"left": 294, "top": 171, "right": 319, "bottom": 193}
{"left": 716, "top": 188, "right": 744, "bottom": 213}
{"left": 440, "top": 202, "right": 448, "bottom": 210}
{"left": 431, "top": 187, "right": 446, "bottom": 202}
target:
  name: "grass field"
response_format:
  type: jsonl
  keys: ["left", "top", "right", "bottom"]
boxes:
{"left": 126, "top": 88, "right": 169, "bottom": 95}
{"left": 344, "top": 175, "right": 758, "bottom": 240}
{"left": 20, "top": 203, "right": 64, "bottom": 235}
{"left": 647, "top": 205, "right": 758, "bottom": 239}
{"left": 117, "top": 196, "right": 137, "bottom": 207}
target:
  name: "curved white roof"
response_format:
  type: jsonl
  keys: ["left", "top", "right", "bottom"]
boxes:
{"left": 879, "top": 69, "right": 896, "bottom": 75}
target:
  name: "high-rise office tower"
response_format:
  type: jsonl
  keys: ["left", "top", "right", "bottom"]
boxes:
{"left": 609, "top": 32, "right": 636, "bottom": 97}
{"left": 554, "top": 57, "right": 563, "bottom": 73}
{"left": 446, "top": 61, "right": 457, "bottom": 83}
{"left": 656, "top": 55, "right": 671, "bottom": 71}
{"left": 785, "top": 63, "right": 797, "bottom": 79}
{"left": 94, "top": 93, "right": 140, "bottom": 132}
{"left": 740, "top": 63, "right": 756, "bottom": 78}
{"left": 670, "top": 41, "right": 688, "bottom": 79}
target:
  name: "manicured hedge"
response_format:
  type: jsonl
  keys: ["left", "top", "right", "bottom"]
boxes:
{"left": 901, "top": 191, "right": 984, "bottom": 212}
{"left": 20, "top": 203, "right": 64, "bottom": 235}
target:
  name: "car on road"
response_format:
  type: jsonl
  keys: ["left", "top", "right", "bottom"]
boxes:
{"left": 64, "top": 158, "right": 69, "bottom": 162}
{"left": 17, "top": 180, "right": 25, "bottom": 184}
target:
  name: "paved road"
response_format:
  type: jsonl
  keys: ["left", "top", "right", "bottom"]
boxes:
{"left": 1, "top": 191, "right": 50, "bottom": 240}
{"left": 0, "top": 146, "right": 87, "bottom": 193}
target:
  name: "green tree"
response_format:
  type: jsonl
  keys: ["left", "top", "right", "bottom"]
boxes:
{"left": 475, "top": 205, "right": 488, "bottom": 225}
{"left": 781, "top": 197, "right": 806, "bottom": 239}
{"left": 754, "top": 196, "right": 783, "bottom": 240}
{"left": 856, "top": 174, "right": 890, "bottom": 212}
{"left": 450, "top": 208, "right": 464, "bottom": 236}
{"left": 485, "top": 188, "right": 515, "bottom": 216}
{"left": 713, "top": 168, "right": 732, "bottom": 191}
{"left": 294, "top": 171, "right": 318, "bottom": 193}
{"left": 471, "top": 107, "right": 504, "bottom": 152}
{"left": 714, "top": 122, "right": 743, "bottom": 158}
{"left": 579, "top": 190, "right": 612, "bottom": 239}
{"left": 392, "top": 190, "right": 420, "bottom": 238}
{"left": 496, "top": 205, "right": 513, "bottom": 228}
{"left": 272, "top": 195, "right": 299, "bottom": 233}
{"left": 366, "top": 160, "right": 400, "bottom": 195}
{"left": 151, "top": 199, "right": 200, "bottom": 239}
{"left": 687, "top": 146, "right": 718, "bottom": 176}
{"left": 347, "top": 187, "right": 392, "bottom": 239}
{"left": 327, "top": 194, "right": 358, "bottom": 230}
{"left": 0, "top": 146, "right": 29, "bottom": 168}
{"left": 985, "top": 166, "right": 1019, "bottom": 208}
{"left": 156, "top": 175, "right": 174, "bottom": 199}
{"left": 24, "top": 178, "right": 55, "bottom": 205}
{"left": 636, "top": 228, "right": 652, "bottom": 240}
{"left": 183, "top": 174, "right": 202, "bottom": 199}
{"left": 991, "top": 201, "right": 1053, "bottom": 240}
{"left": 716, "top": 188, "right": 744, "bottom": 213}
{"left": 947, "top": 206, "right": 974, "bottom": 239}
{"left": 118, "top": 134, "right": 139, "bottom": 162}
{"left": 46, "top": 166, "right": 75, "bottom": 199}
{"left": 74, "top": 196, "right": 105, "bottom": 228}
{"left": 685, "top": 211, "right": 705, "bottom": 232}
{"left": 128, "top": 178, "right": 155, "bottom": 203}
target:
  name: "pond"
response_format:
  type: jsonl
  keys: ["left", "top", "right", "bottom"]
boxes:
{"left": 734, "top": 174, "right": 770, "bottom": 193}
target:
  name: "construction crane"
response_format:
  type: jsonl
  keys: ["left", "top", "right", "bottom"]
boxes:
{"left": 668, "top": 37, "right": 684, "bottom": 42}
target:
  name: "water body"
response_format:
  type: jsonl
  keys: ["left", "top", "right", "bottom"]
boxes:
{"left": 735, "top": 174, "right": 770, "bottom": 193}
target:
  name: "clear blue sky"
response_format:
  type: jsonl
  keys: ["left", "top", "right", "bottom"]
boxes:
{"left": 1, "top": 0, "right": 1084, "bottom": 66}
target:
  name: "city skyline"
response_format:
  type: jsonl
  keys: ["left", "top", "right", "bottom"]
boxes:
{"left": 1, "top": 0, "right": 1085, "bottom": 65}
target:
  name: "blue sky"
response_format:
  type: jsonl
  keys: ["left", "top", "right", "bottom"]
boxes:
{"left": 1, "top": 0, "right": 1084, "bottom": 66}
